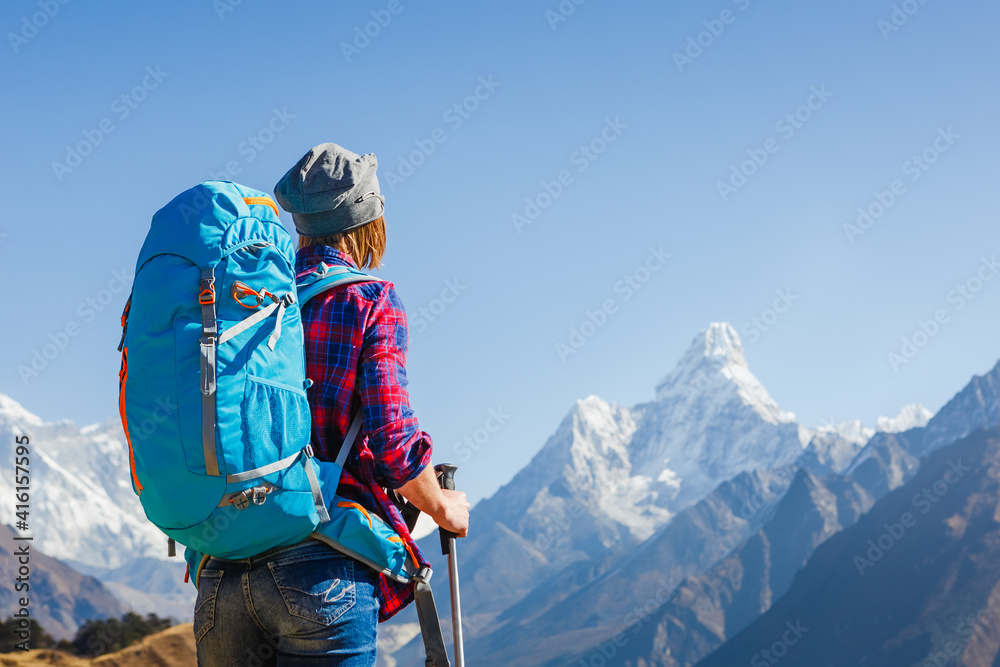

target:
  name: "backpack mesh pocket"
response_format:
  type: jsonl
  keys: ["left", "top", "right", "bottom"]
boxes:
{"left": 240, "top": 376, "right": 311, "bottom": 476}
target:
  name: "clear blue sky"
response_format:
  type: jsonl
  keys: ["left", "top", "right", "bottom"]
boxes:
{"left": 2, "top": 0, "right": 997, "bottom": 504}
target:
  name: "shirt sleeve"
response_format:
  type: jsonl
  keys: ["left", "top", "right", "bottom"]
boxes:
{"left": 357, "top": 282, "right": 433, "bottom": 488}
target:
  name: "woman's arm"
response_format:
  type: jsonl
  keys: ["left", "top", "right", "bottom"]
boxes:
{"left": 357, "top": 283, "right": 470, "bottom": 536}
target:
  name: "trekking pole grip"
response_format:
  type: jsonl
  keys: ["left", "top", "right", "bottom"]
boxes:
{"left": 435, "top": 463, "right": 458, "bottom": 554}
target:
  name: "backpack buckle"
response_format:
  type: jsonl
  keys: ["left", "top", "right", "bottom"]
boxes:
{"left": 198, "top": 284, "right": 216, "bottom": 305}
{"left": 252, "top": 485, "right": 268, "bottom": 506}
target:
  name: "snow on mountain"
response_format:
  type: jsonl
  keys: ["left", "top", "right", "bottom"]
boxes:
{"left": 515, "top": 322, "right": 819, "bottom": 537}
{"left": 0, "top": 394, "right": 43, "bottom": 428}
{"left": 0, "top": 395, "right": 167, "bottom": 569}
{"left": 804, "top": 405, "right": 931, "bottom": 474}
{"left": 845, "top": 361, "right": 1000, "bottom": 489}
{"left": 474, "top": 394, "right": 655, "bottom": 551}
{"left": 525, "top": 396, "right": 670, "bottom": 540}
{"left": 809, "top": 405, "right": 931, "bottom": 445}
{"left": 815, "top": 419, "right": 874, "bottom": 446}
{"left": 629, "top": 322, "right": 810, "bottom": 508}
{"left": 877, "top": 403, "right": 932, "bottom": 433}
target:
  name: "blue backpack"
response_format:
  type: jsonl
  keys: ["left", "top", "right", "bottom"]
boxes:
{"left": 118, "top": 181, "right": 421, "bottom": 587}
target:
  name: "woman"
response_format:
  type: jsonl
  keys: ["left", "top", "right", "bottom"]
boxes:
{"left": 195, "top": 143, "right": 470, "bottom": 666}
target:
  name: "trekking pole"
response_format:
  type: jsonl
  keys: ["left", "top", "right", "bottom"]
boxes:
{"left": 435, "top": 463, "right": 465, "bottom": 667}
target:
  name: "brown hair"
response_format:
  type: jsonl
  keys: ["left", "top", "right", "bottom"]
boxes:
{"left": 298, "top": 216, "right": 386, "bottom": 269}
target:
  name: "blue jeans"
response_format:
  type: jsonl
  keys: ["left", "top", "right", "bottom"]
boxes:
{"left": 194, "top": 538, "right": 380, "bottom": 666}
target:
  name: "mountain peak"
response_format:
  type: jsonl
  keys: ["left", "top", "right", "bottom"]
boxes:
{"left": 696, "top": 322, "right": 747, "bottom": 368}
{"left": 662, "top": 323, "right": 748, "bottom": 386}
{"left": 653, "top": 323, "right": 793, "bottom": 425}
{"left": 876, "top": 403, "right": 932, "bottom": 433}
{"left": 0, "top": 393, "right": 43, "bottom": 428}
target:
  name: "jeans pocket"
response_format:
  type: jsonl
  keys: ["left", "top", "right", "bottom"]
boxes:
{"left": 193, "top": 569, "right": 224, "bottom": 643}
{"left": 268, "top": 550, "right": 356, "bottom": 625}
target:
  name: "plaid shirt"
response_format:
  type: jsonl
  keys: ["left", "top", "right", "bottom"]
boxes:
{"left": 295, "top": 245, "right": 432, "bottom": 621}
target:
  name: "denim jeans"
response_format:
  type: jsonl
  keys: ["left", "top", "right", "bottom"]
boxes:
{"left": 194, "top": 537, "right": 380, "bottom": 666}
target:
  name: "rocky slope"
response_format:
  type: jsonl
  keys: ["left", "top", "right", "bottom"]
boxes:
{"left": 696, "top": 427, "right": 1000, "bottom": 667}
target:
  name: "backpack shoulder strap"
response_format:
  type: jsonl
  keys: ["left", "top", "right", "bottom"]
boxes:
{"left": 336, "top": 409, "right": 364, "bottom": 470}
{"left": 297, "top": 264, "right": 374, "bottom": 466}
{"left": 297, "top": 262, "right": 382, "bottom": 305}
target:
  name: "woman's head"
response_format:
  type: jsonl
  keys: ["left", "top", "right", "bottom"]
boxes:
{"left": 274, "top": 142, "right": 386, "bottom": 267}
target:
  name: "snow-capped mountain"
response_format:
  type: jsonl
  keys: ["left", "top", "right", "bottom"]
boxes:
{"left": 814, "top": 404, "right": 932, "bottom": 447}
{"left": 876, "top": 403, "right": 932, "bottom": 433}
{"left": 628, "top": 322, "right": 810, "bottom": 508}
{"left": 803, "top": 404, "right": 933, "bottom": 476}
{"left": 478, "top": 322, "right": 820, "bottom": 551}
{"left": 0, "top": 395, "right": 167, "bottom": 569}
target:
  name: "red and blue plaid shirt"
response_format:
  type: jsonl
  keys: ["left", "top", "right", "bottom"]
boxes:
{"left": 296, "top": 245, "right": 432, "bottom": 621}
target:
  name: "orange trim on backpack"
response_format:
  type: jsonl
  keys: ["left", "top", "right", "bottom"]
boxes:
{"left": 337, "top": 501, "right": 374, "bottom": 530}
{"left": 337, "top": 503, "right": 422, "bottom": 572}
{"left": 118, "top": 348, "right": 143, "bottom": 493}
{"left": 243, "top": 197, "right": 280, "bottom": 219}
{"left": 231, "top": 281, "right": 277, "bottom": 308}
{"left": 400, "top": 536, "right": 421, "bottom": 571}
{"left": 198, "top": 285, "right": 216, "bottom": 305}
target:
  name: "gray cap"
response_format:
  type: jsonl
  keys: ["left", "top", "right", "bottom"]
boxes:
{"left": 273, "top": 142, "right": 385, "bottom": 237}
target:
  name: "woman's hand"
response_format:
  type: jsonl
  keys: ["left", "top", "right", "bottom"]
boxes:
{"left": 434, "top": 488, "right": 470, "bottom": 537}
{"left": 397, "top": 465, "right": 471, "bottom": 537}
